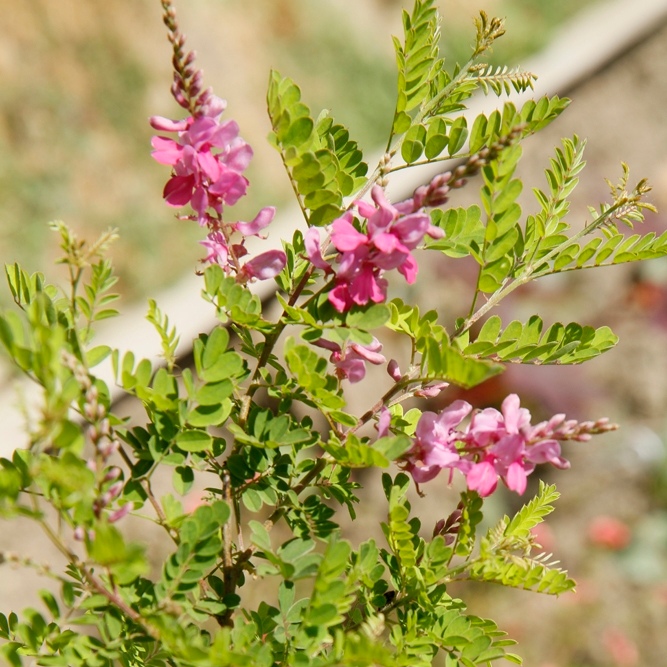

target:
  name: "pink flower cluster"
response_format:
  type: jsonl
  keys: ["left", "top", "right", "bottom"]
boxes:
{"left": 150, "top": 96, "right": 251, "bottom": 224}
{"left": 385, "top": 394, "right": 614, "bottom": 497}
{"left": 150, "top": 96, "right": 285, "bottom": 281}
{"left": 315, "top": 337, "right": 386, "bottom": 383}
{"left": 306, "top": 185, "right": 444, "bottom": 312}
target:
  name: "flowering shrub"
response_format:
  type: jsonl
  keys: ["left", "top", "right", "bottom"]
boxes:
{"left": 0, "top": 1, "right": 663, "bottom": 666}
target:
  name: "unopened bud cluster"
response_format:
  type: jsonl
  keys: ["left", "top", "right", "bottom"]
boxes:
{"left": 432, "top": 507, "right": 463, "bottom": 546}
{"left": 61, "top": 351, "right": 129, "bottom": 540}
{"left": 160, "top": 0, "right": 216, "bottom": 117}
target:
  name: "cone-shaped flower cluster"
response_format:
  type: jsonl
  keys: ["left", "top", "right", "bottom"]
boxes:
{"left": 150, "top": 3, "right": 285, "bottom": 281}
{"left": 384, "top": 394, "right": 616, "bottom": 497}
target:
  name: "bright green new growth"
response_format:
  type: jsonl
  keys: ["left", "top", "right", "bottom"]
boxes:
{"left": 0, "top": 1, "right": 663, "bottom": 666}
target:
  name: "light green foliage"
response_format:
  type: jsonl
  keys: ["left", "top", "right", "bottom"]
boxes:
{"left": 146, "top": 299, "right": 180, "bottom": 371}
{"left": 387, "top": 300, "right": 503, "bottom": 388}
{"left": 203, "top": 265, "right": 267, "bottom": 329}
{"left": 0, "top": 1, "right": 663, "bottom": 666}
{"left": 465, "top": 314, "right": 619, "bottom": 364}
{"left": 267, "top": 72, "right": 368, "bottom": 226}
{"left": 464, "top": 483, "right": 575, "bottom": 595}
{"left": 388, "top": 0, "right": 536, "bottom": 165}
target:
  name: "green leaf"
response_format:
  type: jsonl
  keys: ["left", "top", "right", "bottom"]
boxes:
{"left": 425, "top": 117, "right": 448, "bottom": 158}
{"left": 282, "top": 116, "right": 314, "bottom": 148}
{"left": 249, "top": 519, "right": 272, "bottom": 552}
{"left": 505, "top": 481, "right": 559, "bottom": 540}
{"left": 424, "top": 337, "right": 503, "bottom": 388}
{"left": 176, "top": 430, "right": 213, "bottom": 453}
{"left": 447, "top": 117, "right": 468, "bottom": 155}
{"left": 268, "top": 72, "right": 366, "bottom": 226}
{"left": 85, "top": 345, "right": 111, "bottom": 368}
{"left": 391, "top": 0, "right": 441, "bottom": 132}
{"left": 173, "top": 466, "right": 195, "bottom": 495}
{"left": 401, "top": 123, "right": 426, "bottom": 163}
{"left": 464, "top": 315, "right": 618, "bottom": 365}
{"left": 346, "top": 304, "right": 391, "bottom": 330}
{"left": 428, "top": 206, "right": 484, "bottom": 258}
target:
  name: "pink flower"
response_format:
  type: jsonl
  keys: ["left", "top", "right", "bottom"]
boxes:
{"left": 466, "top": 456, "right": 500, "bottom": 497}
{"left": 238, "top": 249, "right": 287, "bottom": 282}
{"left": 108, "top": 504, "right": 132, "bottom": 524}
{"left": 233, "top": 207, "right": 276, "bottom": 237}
{"left": 463, "top": 394, "right": 553, "bottom": 495}
{"left": 401, "top": 400, "right": 472, "bottom": 483}
{"left": 152, "top": 103, "right": 285, "bottom": 281}
{"left": 398, "top": 393, "right": 610, "bottom": 497}
{"left": 306, "top": 185, "right": 444, "bottom": 312}
{"left": 315, "top": 337, "right": 386, "bottom": 383}
{"left": 387, "top": 359, "right": 402, "bottom": 381}
{"left": 304, "top": 228, "right": 332, "bottom": 273}
{"left": 200, "top": 231, "right": 229, "bottom": 266}
{"left": 151, "top": 111, "right": 252, "bottom": 226}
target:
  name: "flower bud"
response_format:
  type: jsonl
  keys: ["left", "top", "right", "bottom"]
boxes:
{"left": 108, "top": 504, "right": 132, "bottom": 524}
{"left": 107, "top": 482, "right": 124, "bottom": 500}
{"left": 387, "top": 359, "right": 402, "bottom": 382}
{"left": 104, "top": 467, "right": 122, "bottom": 483}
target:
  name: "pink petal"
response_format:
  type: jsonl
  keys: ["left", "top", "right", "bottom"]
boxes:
{"left": 377, "top": 407, "right": 391, "bottom": 438}
{"left": 505, "top": 461, "right": 528, "bottom": 494}
{"left": 329, "top": 283, "right": 353, "bottom": 312}
{"left": 387, "top": 359, "right": 402, "bottom": 381}
{"left": 466, "top": 460, "right": 498, "bottom": 497}
{"left": 397, "top": 254, "right": 418, "bottom": 283}
{"left": 209, "top": 119, "right": 241, "bottom": 149}
{"left": 423, "top": 446, "right": 460, "bottom": 468}
{"left": 305, "top": 228, "right": 332, "bottom": 272}
{"left": 163, "top": 175, "right": 194, "bottom": 207}
{"left": 209, "top": 170, "right": 249, "bottom": 205}
{"left": 196, "top": 150, "right": 223, "bottom": 182}
{"left": 149, "top": 116, "right": 190, "bottom": 132}
{"left": 492, "top": 433, "right": 526, "bottom": 466}
{"left": 234, "top": 207, "right": 276, "bottom": 236}
{"left": 201, "top": 94, "right": 227, "bottom": 118}
{"left": 336, "top": 357, "right": 367, "bottom": 383}
{"left": 241, "top": 250, "right": 286, "bottom": 280}
{"left": 349, "top": 338, "right": 385, "bottom": 365}
{"left": 391, "top": 212, "right": 432, "bottom": 248}
{"left": 200, "top": 231, "right": 229, "bottom": 265}
{"left": 414, "top": 381, "right": 448, "bottom": 398}
{"left": 426, "top": 223, "right": 445, "bottom": 239}
{"left": 527, "top": 440, "right": 570, "bottom": 469}
{"left": 367, "top": 185, "right": 398, "bottom": 230}
{"left": 331, "top": 217, "right": 368, "bottom": 252}
{"left": 408, "top": 462, "right": 441, "bottom": 484}
{"left": 372, "top": 232, "right": 402, "bottom": 254}
{"left": 438, "top": 400, "right": 473, "bottom": 430}
{"left": 225, "top": 141, "right": 254, "bottom": 172}
{"left": 151, "top": 136, "right": 183, "bottom": 165}
{"left": 191, "top": 186, "right": 210, "bottom": 220}
{"left": 350, "top": 266, "right": 386, "bottom": 305}
{"left": 502, "top": 394, "right": 531, "bottom": 434}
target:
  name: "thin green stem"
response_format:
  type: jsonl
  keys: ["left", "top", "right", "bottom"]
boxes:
{"left": 454, "top": 199, "right": 630, "bottom": 338}
{"left": 239, "top": 266, "right": 318, "bottom": 427}
{"left": 349, "top": 368, "right": 442, "bottom": 436}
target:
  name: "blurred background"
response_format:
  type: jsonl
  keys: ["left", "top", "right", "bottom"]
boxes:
{"left": 3, "top": 1, "right": 667, "bottom": 665}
